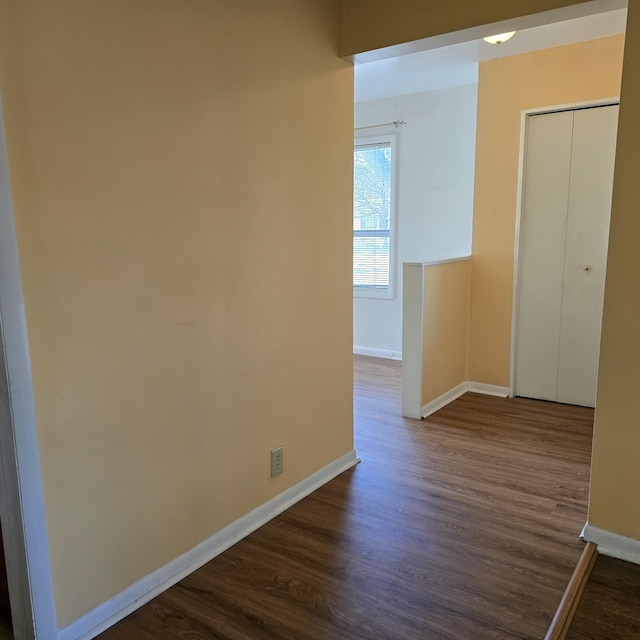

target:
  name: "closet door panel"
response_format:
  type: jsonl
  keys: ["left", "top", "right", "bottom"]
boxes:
{"left": 557, "top": 105, "right": 618, "bottom": 406}
{"left": 515, "top": 111, "right": 574, "bottom": 402}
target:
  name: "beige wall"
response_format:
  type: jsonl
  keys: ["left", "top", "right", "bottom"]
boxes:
{"left": 470, "top": 36, "right": 625, "bottom": 386}
{"left": 1, "top": 0, "right": 639, "bottom": 630}
{"left": 341, "top": 0, "right": 640, "bottom": 542}
{"left": 590, "top": 0, "right": 640, "bottom": 538}
{"left": 422, "top": 260, "right": 470, "bottom": 406}
{"left": 0, "top": 1, "right": 353, "bottom": 627}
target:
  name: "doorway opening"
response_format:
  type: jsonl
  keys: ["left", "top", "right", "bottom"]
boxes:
{"left": 351, "top": 5, "right": 626, "bottom": 420}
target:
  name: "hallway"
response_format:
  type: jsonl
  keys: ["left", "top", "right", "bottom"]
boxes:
{"left": 97, "top": 356, "right": 594, "bottom": 639}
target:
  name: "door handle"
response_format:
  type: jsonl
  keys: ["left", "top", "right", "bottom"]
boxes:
{"left": 583, "top": 265, "right": 592, "bottom": 271}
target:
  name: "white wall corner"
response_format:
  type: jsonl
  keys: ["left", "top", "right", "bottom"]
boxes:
{"left": 57, "top": 449, "right": 360, "bottom": 640}
{"left": 582, "top": 523, "right": 640, "bottom": 566}
{"left": 354, "top": 86, "right": 478, "bottom": 357}
{"left": 402, "top": 263, "right": 424, "bottom": 419}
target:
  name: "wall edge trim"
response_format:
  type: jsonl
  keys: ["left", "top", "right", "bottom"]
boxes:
{"left": 582, "top": 523, "right": 640, "bottom": 566}
{"left": 353, "top": 346, "right": 402, "bottom": 361}
{"left": 421, "top": 382, "right": 509, "bottom": 418}
{"left": 466, "top": 382, "right": 509, "bottom": 397}
{"left": 57, "top": 449, "right": 360, "bottom": 640}
{"left": 421, "top": 382, "right": 467, "bottom": 419}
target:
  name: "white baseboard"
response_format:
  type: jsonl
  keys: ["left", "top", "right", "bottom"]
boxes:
{"left": 353, "top": 346, "right": 402, "bottom": 361}
{"left": 58, "top": 449, "right": 360, "bottom": 640}
{"left": 421, "top": 381, "right": 509, "bottom": 418}
{"left": 421, "top": 382, "right": 467, "bottom": 419}
{"left": 582, "top": 523, "right": 640, "bottom": 565}
{"left": 466, "top": 382, "right": 510, "bottom": 397}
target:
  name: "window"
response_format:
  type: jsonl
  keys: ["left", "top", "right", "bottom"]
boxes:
{"left": 353, "top": 134, "right": 395, "bottom": 298}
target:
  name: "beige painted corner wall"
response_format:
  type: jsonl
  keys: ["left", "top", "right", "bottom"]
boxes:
{"left": 0, "top": 1, "right": 353, "bottom": 627}
{"left": 590, "top": 0, "right": 640, "bottom": 539}
{"left": 422, "top": 260, "right": 470, "bottom": 406}
{"left": 469, "top": 36, "right": 625, "bottom": 387}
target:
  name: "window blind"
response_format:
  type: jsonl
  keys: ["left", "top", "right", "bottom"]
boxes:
{"left": 353, "top": 142, "right": 392, "bottom": 289}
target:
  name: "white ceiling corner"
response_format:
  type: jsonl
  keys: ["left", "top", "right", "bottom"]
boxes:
{"left": 354, "top": 8, "right": 627, "bottom": 103}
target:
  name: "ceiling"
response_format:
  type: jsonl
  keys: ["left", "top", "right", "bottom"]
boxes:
{"left": 354, "top": 8, "right": 627, "bottom": 103}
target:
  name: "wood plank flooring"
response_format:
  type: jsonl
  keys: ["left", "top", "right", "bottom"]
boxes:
{"left": 97, "top": 356, "right": 594, "bottom": 640}
{"left": 567, "top": 555, "right": 640, "bottom": 639}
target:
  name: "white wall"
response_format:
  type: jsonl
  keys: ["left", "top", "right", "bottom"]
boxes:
{"left": 353, "top": 83, "right": 479, "bottom": 357}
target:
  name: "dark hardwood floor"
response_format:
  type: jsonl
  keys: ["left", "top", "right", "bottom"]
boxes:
{"left": 567, "top": 555, "right": 640, "bottom": 640}
{"left": 97, "top": 356, "right": 594, "bottom": 640}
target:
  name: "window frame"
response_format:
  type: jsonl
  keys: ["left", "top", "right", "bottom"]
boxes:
{"left": 353, "top": 132, "right": 397, "bottom": 300}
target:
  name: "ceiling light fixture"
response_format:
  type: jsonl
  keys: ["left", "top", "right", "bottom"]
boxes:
{"left": 483, "top": 31, "right": 516, "bottom": 45}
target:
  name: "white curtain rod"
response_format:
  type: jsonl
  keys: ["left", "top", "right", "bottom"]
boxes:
{"left": 354, "top": 120, "right": 407, "bottom": 131}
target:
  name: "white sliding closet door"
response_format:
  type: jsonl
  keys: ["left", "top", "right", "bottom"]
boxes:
{"left": 515, "top": 105, "right": 618, "bottom": 407}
